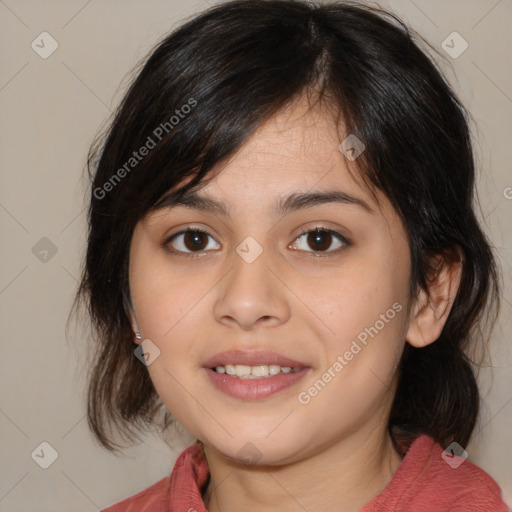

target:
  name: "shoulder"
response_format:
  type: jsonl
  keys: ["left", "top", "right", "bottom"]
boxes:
{"left": 101, "top": 440, "right": 208, "bottom": 512}
{"left": 418, "top": 437, "right": 508, "bottom": 511}
{"left": 362, "top": 435, "right": 510, "bottom": 512}
{"left": 101, "top": 476, "right": 171, "bottom": 512}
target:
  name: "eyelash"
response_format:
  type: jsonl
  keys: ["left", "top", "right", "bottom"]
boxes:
{"left": 164, "top": 226, "right": 350, "bottom": 259}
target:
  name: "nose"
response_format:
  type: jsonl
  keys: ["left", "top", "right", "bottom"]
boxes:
{"left": 213, "top": 245, "right": 291, "bottom": 330}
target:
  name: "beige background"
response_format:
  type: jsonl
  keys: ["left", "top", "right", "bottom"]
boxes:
{"left": 0, "top": 0, "right": 510, "bottom": 510}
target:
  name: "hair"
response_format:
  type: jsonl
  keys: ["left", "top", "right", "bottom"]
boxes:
{"left": 73, "top": 0, "right": 500, "bottom": 454}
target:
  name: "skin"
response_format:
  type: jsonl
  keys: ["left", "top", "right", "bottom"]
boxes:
{"left": 128, "top": 95, "right": 461, "bottom": 512}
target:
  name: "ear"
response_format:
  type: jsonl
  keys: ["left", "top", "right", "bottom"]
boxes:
{"left": 406, "top": 247, "right": 463, "bottom": 348}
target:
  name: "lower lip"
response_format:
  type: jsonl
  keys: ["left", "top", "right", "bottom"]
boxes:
{"left": 203, "top": 367, "right": 310, "bottom": 400}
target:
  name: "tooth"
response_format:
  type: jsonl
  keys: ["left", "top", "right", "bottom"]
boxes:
{"left": 251, "top": 365, "right": 269, "bottom": 377}
{"left": 214, "top": 364, "right": 300, "bottom": 377}
{"left": 269, "top": 365, "right": 281, "bottom": 375}
{"left": 234, "top": 364, "right": 251, "bottom": 376}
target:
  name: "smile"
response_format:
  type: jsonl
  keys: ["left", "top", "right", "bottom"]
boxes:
{"left": 213, "top": 364, "right": 301, "bottom": 378}
{"left": 204, "top": 366, "right": 310, "bottom": 399}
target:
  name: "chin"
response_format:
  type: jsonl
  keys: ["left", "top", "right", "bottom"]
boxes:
{"left": 206, "top": 435, "right": 306, "bottom": 467}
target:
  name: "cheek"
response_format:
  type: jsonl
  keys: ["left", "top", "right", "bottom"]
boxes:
{"left": 305, "top": 248, "right": 409, "bottom": 346}
{"left": 128, "top": 246, "right": 217, "bottom": 412}
{"left": 130, "top": 245, "right": 209, "bottom": 340}
{"left": 296, "top": 301, "right": 408, "bottom": 435}
{"left": 297, "top": 236, "right": 411, "bottom": 397}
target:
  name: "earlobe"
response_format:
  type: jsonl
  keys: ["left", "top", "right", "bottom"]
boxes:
{"left": 128, "top": 311, "right": 143, "bottom": 345}
{"left": 124, "top": 293, "right": 143, "bottom": 345}
{"left": 406, "top": 249, "right": 463, "bottom": 348}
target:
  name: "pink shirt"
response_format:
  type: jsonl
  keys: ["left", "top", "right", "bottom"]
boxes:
{"left": 102, "top": 434, "right": 510, "bottom": 511}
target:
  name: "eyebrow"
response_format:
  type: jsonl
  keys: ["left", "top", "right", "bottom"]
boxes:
{"left": 155, "top": 189, "right": 374, "bottom": 217}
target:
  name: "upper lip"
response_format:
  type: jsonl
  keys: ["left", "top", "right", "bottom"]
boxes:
{"left": 203, "top": 350, "right": 309, "bottom": 369}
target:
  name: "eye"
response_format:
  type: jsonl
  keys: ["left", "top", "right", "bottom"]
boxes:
{"left": 166, "top": 228, "right": 220, "bottom": 254}
{"left": 290, "top": 228, "right": 348, "bottom": 254}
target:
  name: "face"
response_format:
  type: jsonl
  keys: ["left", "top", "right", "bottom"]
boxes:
{"left": 128, "top": 97, "right": 413, "bottom": 465}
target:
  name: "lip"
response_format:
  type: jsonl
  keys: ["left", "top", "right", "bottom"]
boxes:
{"left": 203, "top": 366, "right": 311, "bottom": 400}
{"left": 202, "top": 349, "right": 309, "bottom": 369}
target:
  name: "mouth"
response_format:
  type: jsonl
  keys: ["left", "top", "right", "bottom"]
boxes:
{"left": 203, "top": 349, "right": 309, "bottom": 370}
{"left": 210, "top": 364, "right": 302, "bottom": 379}
{"left": 202, "top": 349, "right": 311, "bottom": 399}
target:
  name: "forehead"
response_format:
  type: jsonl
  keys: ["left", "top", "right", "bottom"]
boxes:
{"left": 149, "top": 95, "right": 395, "bottom": 227}
{"left": 190, "top": 98, "right": 384, "bottom": 215}
{"left": 231, "top": 97, "right": 345, "bottom": 173}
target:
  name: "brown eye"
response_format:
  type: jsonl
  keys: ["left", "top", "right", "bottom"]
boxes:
{"left": 307, "top": 230, "right": 333, "bottom": 251}
{"left": 291, "top": 228, "right": 347, "bottom": 253}
{"left": 183, "top": 231, "right": 208, "bottom": 251}
{"left": 168, "top": 229, "right": 220, "bottom": 253}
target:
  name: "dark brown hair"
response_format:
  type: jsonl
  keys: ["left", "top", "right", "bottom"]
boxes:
{"left": 73, "top": 0, "right": 500, "bottom": 453}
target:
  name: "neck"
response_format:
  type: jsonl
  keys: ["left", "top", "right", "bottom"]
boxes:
{"left": 202, "top": 425, "right": 403, "bottom": 512}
